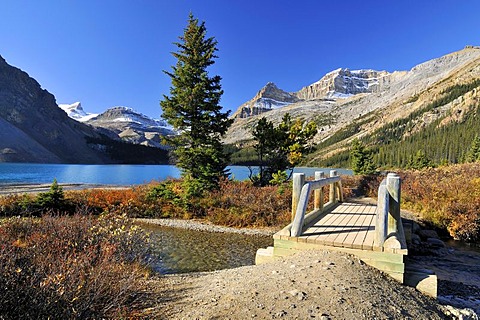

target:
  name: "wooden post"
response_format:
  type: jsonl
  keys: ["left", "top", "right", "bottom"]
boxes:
{"left": 314, "top": 171, "right": 325, "bottom": 211}
{"left": 329, "top": 170, "right": 337, "bottom": 203}
{"left": 375, "top": 181, "right": 389, "bottom": 247}
{"left": 337, "top": 178, "right": 344, "bottom": 202}
{"left": 291, "top": 183, "right": 311, "bottom": 237}
{"left": 387, "top": 173, "right": 401, "bottom": 235}
{"left": 292, "top": 173, "right": 305, "bottom": 222}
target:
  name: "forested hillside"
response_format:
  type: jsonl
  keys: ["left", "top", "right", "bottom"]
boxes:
{"left": 307, "top": 80, "right": 480, "bottom": 169}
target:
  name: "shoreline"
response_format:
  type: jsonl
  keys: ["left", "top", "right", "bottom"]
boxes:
{"left": 0, "top": 183, "right": 130, "bottom": 195}
{"left": 135, "top": 218, "right": 277, "bottom": 236}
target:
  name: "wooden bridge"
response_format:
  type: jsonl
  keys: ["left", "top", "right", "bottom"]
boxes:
{"left": 256, "top": 171, "right": 437, "bottom": 297}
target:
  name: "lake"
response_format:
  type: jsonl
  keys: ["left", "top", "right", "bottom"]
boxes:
{"left": 0, "top": 163, "right": 352, "bottom": 185}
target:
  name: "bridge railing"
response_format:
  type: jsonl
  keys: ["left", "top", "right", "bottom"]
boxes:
{"left": 374, "top": 173, "right": 407, "bottom": 252}
{"left": 290, "top": 170, "right": 343, "bottom": 237}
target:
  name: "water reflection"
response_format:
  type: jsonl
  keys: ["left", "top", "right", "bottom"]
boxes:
{"left": 138, "top": 223, "right": 273, "bottom": 274}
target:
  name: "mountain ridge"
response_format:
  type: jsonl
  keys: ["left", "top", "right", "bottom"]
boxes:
{"left": 0, "top": 55, "right": 109, "bottom": 163}
{"left": 85, "top": 106, "right": 174, "bottom": 148}
{"left": 226, "top": 47, "right": 480, "bottom": 167}
{"left": 0, "top": 55, "right": 169, "bottom": 163}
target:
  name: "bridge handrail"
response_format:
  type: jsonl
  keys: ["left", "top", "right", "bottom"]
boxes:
{"left": 374, "top": 173, "right": 407, "bottom": 251}
{"left": 290, "top": 170, "right": 343, "bottom": 237}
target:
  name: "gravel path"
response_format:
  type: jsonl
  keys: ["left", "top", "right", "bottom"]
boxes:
{"left": 151, "top": 250, "right": 449, "bottom": 319}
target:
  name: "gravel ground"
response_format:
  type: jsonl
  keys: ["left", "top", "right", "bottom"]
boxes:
{"left": 150, "top": 250, "right": 449, "bottom": 319}
{"left": 135, "top": 218, "right": 277, "bottom": 236}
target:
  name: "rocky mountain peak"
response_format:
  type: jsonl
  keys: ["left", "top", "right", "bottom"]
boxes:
{"left": 295, "top": 68, "right": 392, "bottom": 100}
{"left": 232, "top": 68, "right": 399, "bottom": 119}
{"left": 232, "top": 82, "right": 299, "bottom": 118}
{"left": 225, "top": 47, "right": 480, "bottom": 148}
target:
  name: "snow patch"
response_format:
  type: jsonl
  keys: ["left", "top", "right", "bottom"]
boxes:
{"left": 58, "top": 102, "right": 98, "bottom": 122}
{"left": 253, "top": 98, "right": 293, "bottom": 110}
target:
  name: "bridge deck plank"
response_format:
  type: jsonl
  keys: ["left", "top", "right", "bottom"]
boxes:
{"left": 299, "top": 202, "right": 378, "bottom": 250}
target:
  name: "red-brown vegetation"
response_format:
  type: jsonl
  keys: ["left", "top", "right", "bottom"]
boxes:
{"left": 0, "top": 213, "right": 154, "bottom": 319}
{"left": 400, "top": 163, "right": 480, "bottom": 242}
{"left": 347, "top": 163, "right": 480, "bottom": 243}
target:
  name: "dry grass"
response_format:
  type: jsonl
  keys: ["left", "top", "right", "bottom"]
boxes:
{"left": 0, "top": 213, "right": 155, "bottom": 319}
{"left": 400, "top": 163, "right": 480, "bottom": 242}
{"left": 346, "top": 164, "right": 480, "bottom": 243}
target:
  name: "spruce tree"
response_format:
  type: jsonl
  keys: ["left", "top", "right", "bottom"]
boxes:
{"left": 161, "top": 14, "right": 233, "bottom": 194}
{"left": 465, "top": 135, "right": 480, "bottom": 162}
{"left": 350, "top": 139, "right": 376, "bottom": 175}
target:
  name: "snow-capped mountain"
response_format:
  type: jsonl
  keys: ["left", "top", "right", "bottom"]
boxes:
{"left": 225, "top": 46, "right": 480, "bottom": 148}
{"left": 85, "top": 106, "right": 175, "bottom": 149}
{"left": 232, "top": 82, "right": 299, "bottom": 118}
{"left": 58, "top": 102, "right": 98, "bottom": 122}
{"left": 232, "top": 69, "right": 398, "bottom": 119}
{"left": 58, "top": 103, "right": 175, "bottom": 149}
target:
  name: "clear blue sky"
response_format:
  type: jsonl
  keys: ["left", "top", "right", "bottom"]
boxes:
{"left": 1, "top": 0, "right": 479, "bottom": 118}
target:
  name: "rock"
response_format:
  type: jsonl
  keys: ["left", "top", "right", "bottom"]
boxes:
{"left": 289, "top": 289, "right": 307, "bottom": 301}
{"left": 418, "top": 229, "right": 440, "bottom": 240}
{"left": 427, "top": 238, "right": 446, "bottom": 248}
{"left": 274, "top": 310, "right": 287, "bottom": 318}
{"left": 412, "top": 234, "right": 422, "bottom": 245}
{"left": 296, "top": 68, "right": 392, "bottom": 100}
{"left": 442, "top": 305, "right": 479, "bottom": 320}
{"left": 412, "top": 222, "right": 421, "bottom": 233}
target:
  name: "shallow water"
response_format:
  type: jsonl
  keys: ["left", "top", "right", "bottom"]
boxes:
{"left": 445, "top": 239, "right": 480, "bottom": 254}
{"left": 138, "top": 223, "right": 273, "bottom": 274}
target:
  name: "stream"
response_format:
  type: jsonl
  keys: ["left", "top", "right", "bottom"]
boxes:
{"left": 137, "top": 223, "right": 273, "bottom": 274}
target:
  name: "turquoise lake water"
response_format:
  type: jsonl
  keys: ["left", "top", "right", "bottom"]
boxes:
{"left": 0, "top": 163, "right": 352, "bottom": 185}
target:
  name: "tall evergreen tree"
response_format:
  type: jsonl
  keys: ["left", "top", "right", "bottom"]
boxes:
{"left": 161, "top": 14, "right": 233, "bottom": 194}
{"left": 350, "top": 139, "right": 376, "bottom": 175}
{"left": 465, "top": 135, "right": 480, "bottom": 162}
{"left": 407, "top": 150, "right": 434, "bottom": 170}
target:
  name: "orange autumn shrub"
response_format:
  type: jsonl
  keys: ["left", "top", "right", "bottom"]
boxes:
{"left": 198, "top": 179, "right": 292, "bottom": 227}
{"left": 334, "top": 165, "right": 480, "bottom": 243}
{"left": 0, "top": 213, "right": 154, "bottom": 319}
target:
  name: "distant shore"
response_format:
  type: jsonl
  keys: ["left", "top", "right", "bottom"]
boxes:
{"left": 0, "top": 183, "right": 130, "bottom": 195}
